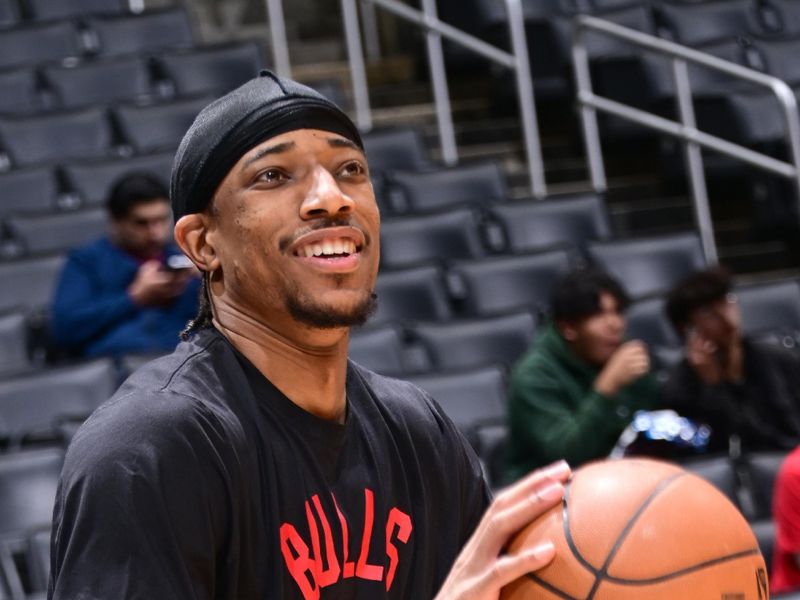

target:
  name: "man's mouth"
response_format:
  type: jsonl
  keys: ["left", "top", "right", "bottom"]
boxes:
{"left": 294, "top": 237, "right": 359, "bottom": 258}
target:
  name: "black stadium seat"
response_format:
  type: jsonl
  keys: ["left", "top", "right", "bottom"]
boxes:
{"left": 362, "top": 128, "right": 430, "bottom": 174}
{"left": 0, "top": 67, "right": 42, "bottom": 115}
{"left": 0, "top": 448, "right": 63, "bottom": 536}
{"left": 113, "top": 96, "right": 213, "bottom": 154}
{"left": 156, "top": 42, "right": 264, "bottom": 97}
{"left": 0, "top": 108, "right": 115, "bottom": 168}
{"left": 681, "top": 455, "right": 740, "bottom": 509}
{"left": 0, "top": 359, "right": 117, "bottom": 445}
{"left": 0, "top": 255, "right": 65, "bottom": 314}
{"left": 587, "top": 232, "right": 706, "bottom": 299}
{"left": 371, "top": 265, "right": 453, "bottom": 325}
{"left": 654, "top": 0, "right": 760, "bottom": 46}
{"left": 448, "top": 250, "right": 572, "bottom": 317}
{"left": 26, "top": 0, "right": 127, "bottom": 20}
{"left": 348, "top": 324, "right": 409, "bottom": 376}
{"left": 0, "top": 0, "right": 19, "bottom": 27}
{"left": 764, "top": 0, "right": 800, "bottom": 36}
{"left": 735, "top": 280, "right": 800, "bottom": 339}
{"left": 42, "top": 56, "right": 154, "bottom": 110}
{"left": 0, "top": 21, "right": 83, "bottom": 71}
{"left": 0, "top": 167, "right": 59, "bottom": 218}
{"left": 625, "top": 296, "right": 681, "bottom": 349}
{"left": 379, "top": 209, "right": 487, "bottom": 269}
{"left": 407, "top": 366, "right": 507, "bottom": 443}
{"left": 488, "top": 193, "right": 610, "bottom": 255}
{"left": 86, "top": 8, "right": 194, "bottom": 57}
{"left": 62, "top": 152, "right": 173, "bottom": 208}
{"left": 0, "top": 312, "right": 30, "bottom": 375}
{"left": 410, "top": 311, "right": 536, "bottom": 372}
{"left": 5, "top": 209, "right": 107, "bottom": 256}
{"left": 752, "top": 37, "right": 800, "bottom": 86}
{"left": 384, "top": 162, "right": 507, "bottom": 214}
{"left": 744, "top": 451, "right": 789, "bottom": 521}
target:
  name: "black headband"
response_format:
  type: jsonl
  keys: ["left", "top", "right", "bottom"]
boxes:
{"left": 170, "top": 70, "right": 363, "bottom": 221}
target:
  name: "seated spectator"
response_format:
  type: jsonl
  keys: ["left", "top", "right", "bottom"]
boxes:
{"left": 505, "top": 268, "right": 658, "bottom": 482}
{"left": 661, "top": 267, "right": 800, "bottom": 454}
{"left": 51, "top": 173, "right": 200, "bottom": 358}
{"left": 773, "top": 446, "right": 800, "bottom": 594}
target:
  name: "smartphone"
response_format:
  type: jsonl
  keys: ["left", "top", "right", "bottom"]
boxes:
{"left": 163, "top": 254, "right": 194, "bottom": 272}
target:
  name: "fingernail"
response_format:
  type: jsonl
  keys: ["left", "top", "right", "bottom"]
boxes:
{"left": 536, "top": 481, "right": 564, "bottom": 503}
{"left": 543, "top": 460, "right": 571, "bottom": 478}
{"left": 527, "top": 541, "right": 555, "bottom": 561}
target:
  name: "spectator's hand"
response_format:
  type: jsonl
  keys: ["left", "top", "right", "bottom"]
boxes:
{"left": 594, "top": 340, "right": 651, "bottom": 397}
{"left": 686, "top": 330, "right": 723, "bottom": 385}
{"left": 128, "top": 260, "right": 191, "bottom": 307}
{"left": 434, "top": 461, "right": 570, "bottom": 600}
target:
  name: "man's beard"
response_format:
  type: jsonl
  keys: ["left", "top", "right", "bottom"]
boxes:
{"left": 285, "top": 289, "right": 378, "bottom": 329}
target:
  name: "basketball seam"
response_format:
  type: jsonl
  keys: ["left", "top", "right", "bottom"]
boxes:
{"left": 524, "top": 573, "right": 581, "bottom": 600}
{"left": 602, "top": 548, "right": 762, "bottom": 586}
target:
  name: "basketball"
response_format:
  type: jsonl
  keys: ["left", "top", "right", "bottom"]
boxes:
{"left": 501, "top": 458, "right": 769, "bottom": 599}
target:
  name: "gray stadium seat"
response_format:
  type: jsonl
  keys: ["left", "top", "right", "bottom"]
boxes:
{"left": 113, "top": 96, "right": 213, "bottom": 153}
{"left": 0, "top": 0, "right": 19, "bottom": 27}
{"left": 0, "top": 447, "right": 63, "bottom": 536}
{"left": 0, "top": 21, "right": 83, "bottom": 71}
{"left": 0, "top": 108, "right": 114, "bottom": 168}
{"left": 371, "top": 265, "right": 453, "bottom": 325}
{"left": 0, "top": 255, "right": 65, "bottom": 314}
{"left": 379, "top": 209, "right": 488, "bottom": 269}
{"left": 156, "top": 42, "right": 264, "bottom": 97}
{"left": 25, "top": 527, "right": 50, "bottom": 595}
{"left": 410, "top": 311, "right": 537, "bottom": 372}
{"left": 384, "top": 162, "right": 507, "bottom": 214}
{"left": 681, "top": 454, "right": 740, "bottom": 509}
{"left": 587, "top": 232, "right": 707, "bottom": 300}
{"left": 745, "top": 451, "right": 788, "bottom": 521}
{"left": 0, "top": 167, "right": 59, "bottom": 218}
{"left": 488, "top": 193, "right": 610, "bottom": 255}
{"left": 0, "top": 359, "right": 116, "bottom": 445}
{"left": 765, "top": 0, "right": 800, "bottom": 35}
{"left": 0, "top": 313, "right": 29, "bottom": 375}
{"left": 362, "top": 128, "right": 430, "bottom": 175}
{"left": 448, "top": 250, "right": 572, "bottom": 317}
{"left": 86, "top": 8, "right": 194, "bottom": 56}
{"left": 654, "top": 0, "right": 760, "bottom": 46}
{"left": 26, "top": 0, "right": 127, "bottom": 20}
{"left": 0, "top": 67, "right": 42, "bottom": 115}
{"left": 42, "top": 56, "right": 154, "bottom": 109}
{"left": 736, "top": 279, "right": 800, "bottom": 339}
{"left": 407, "top": 366, "right": 507, "bottom": 444}
{"left": 5, "top": 209, "right": 107, "bottom": 256}
{"left": 62, "top": 152, "right": 173, "bottom": 208}
{"left": 752, "top": 37, "right": 800, "bottom": 86}
{"left": 348, "top": 324, "right": 409, "bottom": 376}
{"left": 625, "top": 296, "right": 681, "bottom": 349}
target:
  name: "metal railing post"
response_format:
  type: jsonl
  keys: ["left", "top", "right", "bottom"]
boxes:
{"left": 773, "top": 83, "right": 800, "bottom": 223}
{"left": 420, "top": 0, "right": 458, "bottom": 165}
{"left": 341, "top": 0, "right": 374, "bottom": 131}
{"left": 572, "top": 26, "right": 607, "bottom": 193}
{"left": 505, "top": 0, "right": 546, "bottom": 198}
{"left": 265, "top": 0, "right": 291, "bottom": 78}
{"left": 360, "top": 0, "right": 382, "bottom": 63}
{"left": 672, "top": 57, "right": 718, "bottom": 264}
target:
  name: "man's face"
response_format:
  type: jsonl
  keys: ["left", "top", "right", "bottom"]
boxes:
{"left": 206, "top": 128, "right": 380, "bottom": 331}
{"left": 112, "top": 199, "right": 172, "bottom": 259}
{"left": 565, "top": 292, "right": 626, "bottom": 366}
{"left": 687, "top": 294, "right": 741, "bottom": 347}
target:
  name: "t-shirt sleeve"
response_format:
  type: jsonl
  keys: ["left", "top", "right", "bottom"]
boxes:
{"left": 49, "top": 391, "right": 235, "bottom": 600}
{"left": 775, "top": 452, "right": 800, "bottom": 553}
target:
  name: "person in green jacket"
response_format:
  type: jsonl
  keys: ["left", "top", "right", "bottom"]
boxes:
{"left": 505, "top": 268, "right": 658, "bottom": 482}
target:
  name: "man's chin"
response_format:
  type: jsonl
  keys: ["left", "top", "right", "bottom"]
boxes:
{"left": 286, "top": 293, "right": 377, "bottom": 330}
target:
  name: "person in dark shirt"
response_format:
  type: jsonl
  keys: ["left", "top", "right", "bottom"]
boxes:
{"left": 49, "top": 72, "right": 571, "bottom": 600}
{"left": 50, "top": 173, "right": 200, "bottom": 357}
{"left": 505, "top": 268, "right": 658, "bottom": 481}
{"left": 661, "top": 267, "right": 800, "bottom": 454}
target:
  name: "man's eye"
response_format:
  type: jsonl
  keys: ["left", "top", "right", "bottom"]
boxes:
{"left": 338, "top": 161, "right": 366, "bottom": 178}
{"left": 258, "top": 169, "right": 287, "bottom": 183}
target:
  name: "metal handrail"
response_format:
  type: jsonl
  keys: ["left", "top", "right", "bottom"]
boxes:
{"left": 341, "top": 0, "right": 547, "bottom": 198}
{"left": 573, "top": 15, "right": 800, "bottom": 264}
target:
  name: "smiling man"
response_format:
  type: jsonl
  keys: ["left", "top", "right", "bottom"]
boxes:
{"left": 48, "top": 72, "right": 570, "bottom": 600}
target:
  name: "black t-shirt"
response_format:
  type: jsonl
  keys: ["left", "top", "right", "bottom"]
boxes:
{"left": 49, "top": 328, "right": 490, "bottom": 599}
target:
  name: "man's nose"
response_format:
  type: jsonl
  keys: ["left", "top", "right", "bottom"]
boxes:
{"left": 300, "top": 166, "right": 355, "bottom": 219}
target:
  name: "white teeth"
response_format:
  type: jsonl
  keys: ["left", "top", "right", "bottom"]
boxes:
{"left": 303, "top": 245, "right": 314, "bottom": 258}
{"left": 299, "top": 238, "right": 358, "bottom": 257}
{"left": 334, "top": 239, "right": 344, "bottom": 254}
{"left": 346, "top": 240, "right": 355, "bottom": 254}
{"left": 312, "top": 243, "right": 324, "bottom": 257}
{"left": 322, "top": 240, "right": 334, "bottom": 255}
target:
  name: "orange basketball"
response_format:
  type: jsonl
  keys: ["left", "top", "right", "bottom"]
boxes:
{"left": 502, "top": 458, "right": 769, "bottom": 599}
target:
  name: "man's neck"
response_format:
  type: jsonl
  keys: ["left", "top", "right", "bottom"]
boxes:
{"left": 213, "top": 303, "right": 350, "bottom": 423}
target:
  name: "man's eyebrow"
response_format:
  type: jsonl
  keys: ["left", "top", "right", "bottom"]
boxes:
{"left": 240, "top": 141, "right": 296, "bottom": 171}
{"left": 327, "top": 137, "right": 364, "bottom": 154}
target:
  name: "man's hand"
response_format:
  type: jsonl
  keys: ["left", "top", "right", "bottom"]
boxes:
{"left": 686, "top": 330, "right": 723, "bottom": 385}
{"left": 128, "top": 260, "right": 192, "bottom": 307}
{"left": 434, "top": 461, "right": 571, "bottom": 600}
{"left": 593, "top": 341, "right": 651, "bottom": 397}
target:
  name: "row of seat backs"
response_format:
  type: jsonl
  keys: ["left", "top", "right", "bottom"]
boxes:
{"left": 0, "top": 41, "right": 266, "bottom": 116}
{"left": 0, "top": 7, "right": 195, "bottom": 70}
{"left": 0, "top": 0, "right": 129, "bottom": 26}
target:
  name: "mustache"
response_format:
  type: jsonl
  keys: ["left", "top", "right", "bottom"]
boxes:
{"left": 278, "top": 217, "right": 370, "bottom": 252}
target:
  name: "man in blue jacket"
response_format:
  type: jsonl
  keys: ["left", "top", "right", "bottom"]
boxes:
{"left": 50, "top": 173, "right": 199, "bottom": 357}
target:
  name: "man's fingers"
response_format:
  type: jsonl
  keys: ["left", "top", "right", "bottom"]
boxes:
{"left": 483, "top": 542, "right": 556, "bottom": 590}
{"left": 494, "top": 460, "right": 570, "bottom": 510}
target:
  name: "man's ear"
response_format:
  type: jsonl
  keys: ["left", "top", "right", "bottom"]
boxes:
{"left": 174, "top": 214, "right": 219, "bottom": 273}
